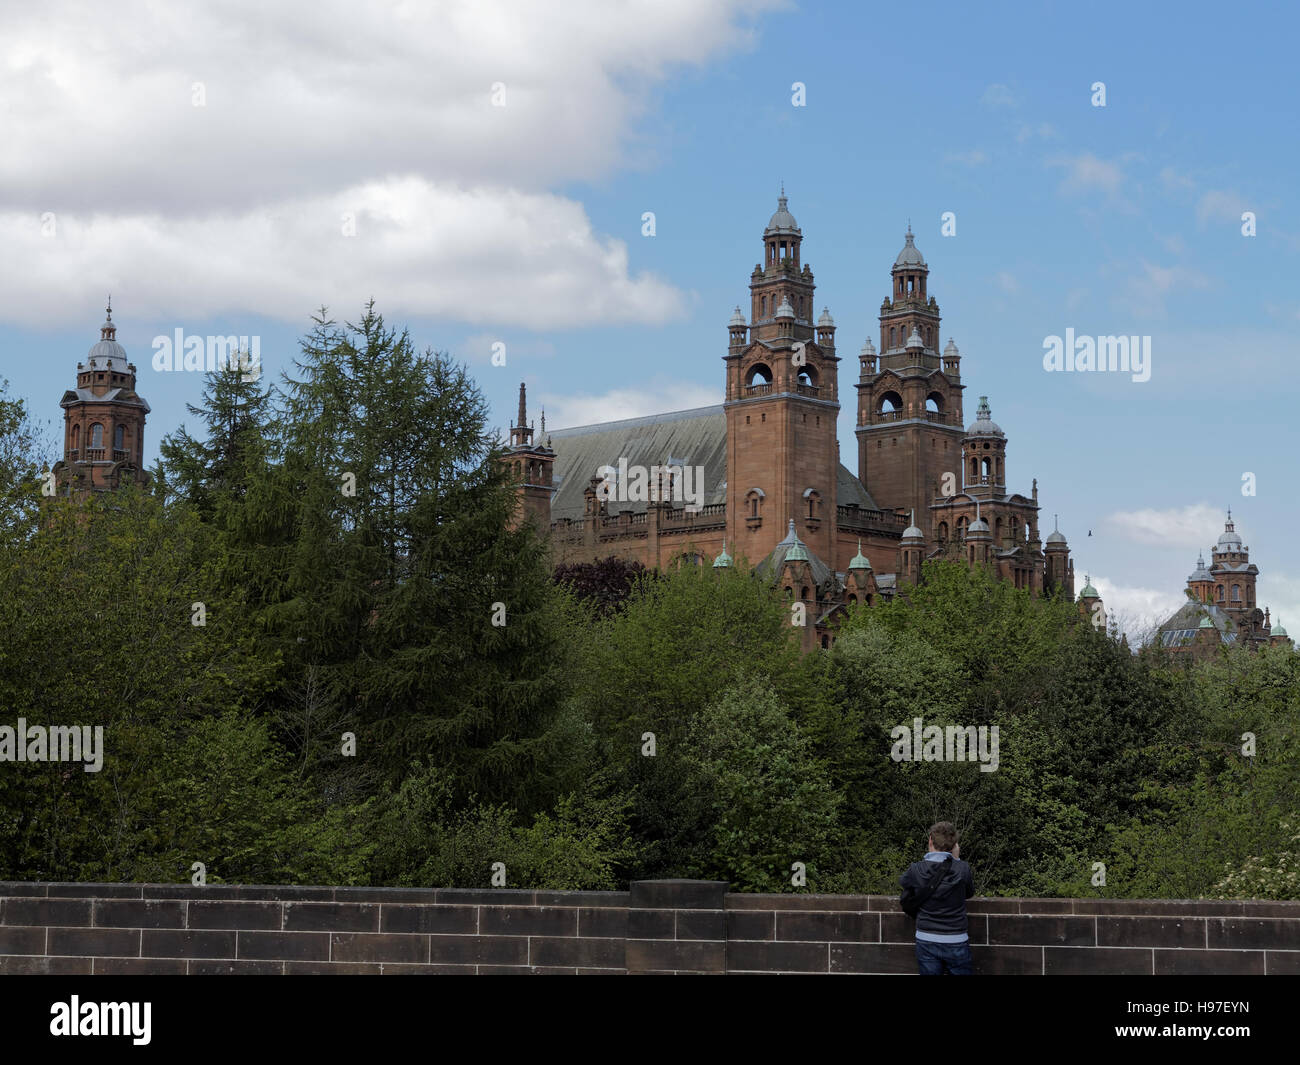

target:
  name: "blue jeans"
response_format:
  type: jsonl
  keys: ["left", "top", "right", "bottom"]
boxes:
{"left": 915, "top": 938, "right": 972, "bottom": 975}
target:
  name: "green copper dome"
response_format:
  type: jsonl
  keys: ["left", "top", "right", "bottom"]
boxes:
{"left": 712, "top": 544, "right": 732, "bottom": 568}
{"left": 848, "top": 539, "right": 872, "bottom": 571}
{"left": 1080, "top": 574, "right": 1098, "bottom": 599}
{"left": 1273, "top": 618, "right": 1288, "bottom": 637}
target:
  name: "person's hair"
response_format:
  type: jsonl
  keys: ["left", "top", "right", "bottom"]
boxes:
{"left": 928, "top": 821, "right": 958, "bottom": 853}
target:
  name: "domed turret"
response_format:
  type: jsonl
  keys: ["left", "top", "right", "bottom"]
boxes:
{"left": 85, "top": 299, "right": 130, "bottom": 372}
{"left": 965, "top": 395, "right": 1004, "bottom": 437}
{"left": 1215, "top": 512, "right": 1243, "bottom": 552}
{"left": 848, "top": 540, "right": 872, "bottom": 571}
{"left": 1188, "top": 551, "right": 1213, "bottom": 584}
{"left": 902, "top": 509, "right": 925, "bottom": 542}
{"left": 765, "top": 192, "right": 800, "bottom": 236}
{"left": 894, "top": 224, "right": 926, "bottom": 268}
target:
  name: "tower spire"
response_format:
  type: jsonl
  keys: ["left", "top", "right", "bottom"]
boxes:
{"left": 516, "top": 382, "right": 527, "bottom": 427}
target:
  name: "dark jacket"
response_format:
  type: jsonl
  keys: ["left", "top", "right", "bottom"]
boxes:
{"left": 899, "top": 855, "right": 975, "bottom": 937}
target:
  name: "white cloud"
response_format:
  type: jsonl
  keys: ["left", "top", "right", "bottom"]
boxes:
{"left": 1159, "top": 166, "right": 1196, "bottom": 194}
{"left": 1089, "top": 575, "right": 1184, "bottom": 641}
{"left": 3, "top": 181, "right": 685, "bottom": 328}
{"left": 945, "top": 149, "right": 989, "bottom": 166}
{"left": 544, "top": 382, "right": 718, "bottom": 429}
{"left": 1196, "top": 189, "right": 1249, "bottom": 226}
{"left": 1015, "top": 122, "right": 1056, "bottom": 143}
{"left": 980, "top": 83, "right": 1018, "bottom": 109}
{"left": 1101, "top": 503, "right": 1226, "bottom": 549}
{"left": 1112, "top": 259, "right": 1211, "bottom": 317}
{"left": 0, "top": 0, "right": 779, "bottom": 327}
{"left": 1050, "top": 153, "right": 1125, "bottom": 197}
{"left": 1261, "top": 572, "right": 1300, "bottom": 643}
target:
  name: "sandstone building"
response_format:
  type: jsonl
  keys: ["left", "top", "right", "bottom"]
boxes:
{"left": 52, "top": 300, "right": 151, "bottom": 497}
{"left": 1154, "top": 512, "right": 1291, "bottom": 659}
{"left": 506, "top": 194, "right": 1079, "bottom": 649}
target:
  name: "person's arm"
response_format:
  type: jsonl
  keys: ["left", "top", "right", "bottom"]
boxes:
{"left": 899, "top": 865, "right": 918, "bottom": 910}
{"left": 964, "top": 864, "right": 975, "bottom": 899}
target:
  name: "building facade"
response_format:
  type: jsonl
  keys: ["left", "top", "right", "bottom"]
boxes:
{"left": 510, "top": 194, "right": 1079, "bottom": 649}
{"left": 1155, "top": 512, "right": 1292, "bottom": 659}
{"left": 52, "top": 301, "right": 151, "bottom": 497}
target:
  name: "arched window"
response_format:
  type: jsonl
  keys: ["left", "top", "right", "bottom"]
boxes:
{"left": 114, "top": 424, "right": 125, "bottom": 451}
{"left": 784, "top": 586, "right": 793, "bottom": 598}
{"left": 745, "top": 363, "right": 773, "bottom": 386}
{"left": 889, "top": 327, "right": 896, "bottom": 347}
{"left": 848, "top": 594, "right": 857, "bottom": 604}
{"left": 90, "top": 424, "right": 103, "bottom": 448}
{"left": 71, "top": 425, "right": 80, "bottom": 451}
{"left": 937, "top": 521, "right": 948, "bottom": 540}
{"left": 761, "top": 296, "right": 767, "bottom": 316}
{"left": 1216, "top": 585, "right": 1224, "bottom": 601}
{"left": 981, "top": 458, "right": 991, "bottom": 478}
{"left": 821, "top": 635, "right": 829, "bottom": 649}
{"left": 1232, "top": 584, "right": 1241, "bottom": 601}
{"left": 800, "top": 585, "right": 810, "bottom": 600}
{"left": 751, "top": 497, "right": 758, "bottom": 518}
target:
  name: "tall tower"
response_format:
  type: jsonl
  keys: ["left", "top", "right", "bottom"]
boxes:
{"left": 1209, "top": 511, "right": 1257, "bottom": 617}
{"left": 725, "top": 192, "right": 840, "bottom": 567}
{"left": 1186, "top": 551, "right": 1214, "bottom": 604}
{"left": 504, "top": 382, "right": 554, "bottom": 530}
{"left": 54, "top": 301, "right": 150, "bottom": 496}
{"left": 855, "top": 227, "right": 965, "bottom": 538}
{"left": 1044, "top": 515, "right": 1074, "bottom": 598}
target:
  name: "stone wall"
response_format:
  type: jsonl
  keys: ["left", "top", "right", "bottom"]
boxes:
{"left": 2, "top": 880, "right": 1296, "bottom": 974}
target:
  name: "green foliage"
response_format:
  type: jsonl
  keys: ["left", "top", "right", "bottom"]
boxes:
{"left": 682, "top": 678, "right": 841, "bottom": 891}
{"left": 364, "top": 763, "right": 634, "bottom": 890}
{"left": 2, "top": 313, "right": 1296, "bottom": 900}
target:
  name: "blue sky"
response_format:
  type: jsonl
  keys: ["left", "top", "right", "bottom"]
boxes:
{"left": 2, "top": 0, "right": 1296, "bottom": 635}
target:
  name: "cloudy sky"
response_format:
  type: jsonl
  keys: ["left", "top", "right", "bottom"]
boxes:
{"left": 3, "top": 0, "right": 1297, "bottom": 636}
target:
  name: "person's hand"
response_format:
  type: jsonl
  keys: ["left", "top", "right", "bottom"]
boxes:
{"left": 952, "top": 842, "right": 961, "bottom": 860}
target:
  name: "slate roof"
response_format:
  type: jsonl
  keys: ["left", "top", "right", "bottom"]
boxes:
{"left": 1156, "top": 599, "right": 1237, "bottom": 647}
{"left": 547, "top": 404, "right": 879, "bottom": 522}
{"left": 60, "top": 387, "right": 152, "bottom": 413}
